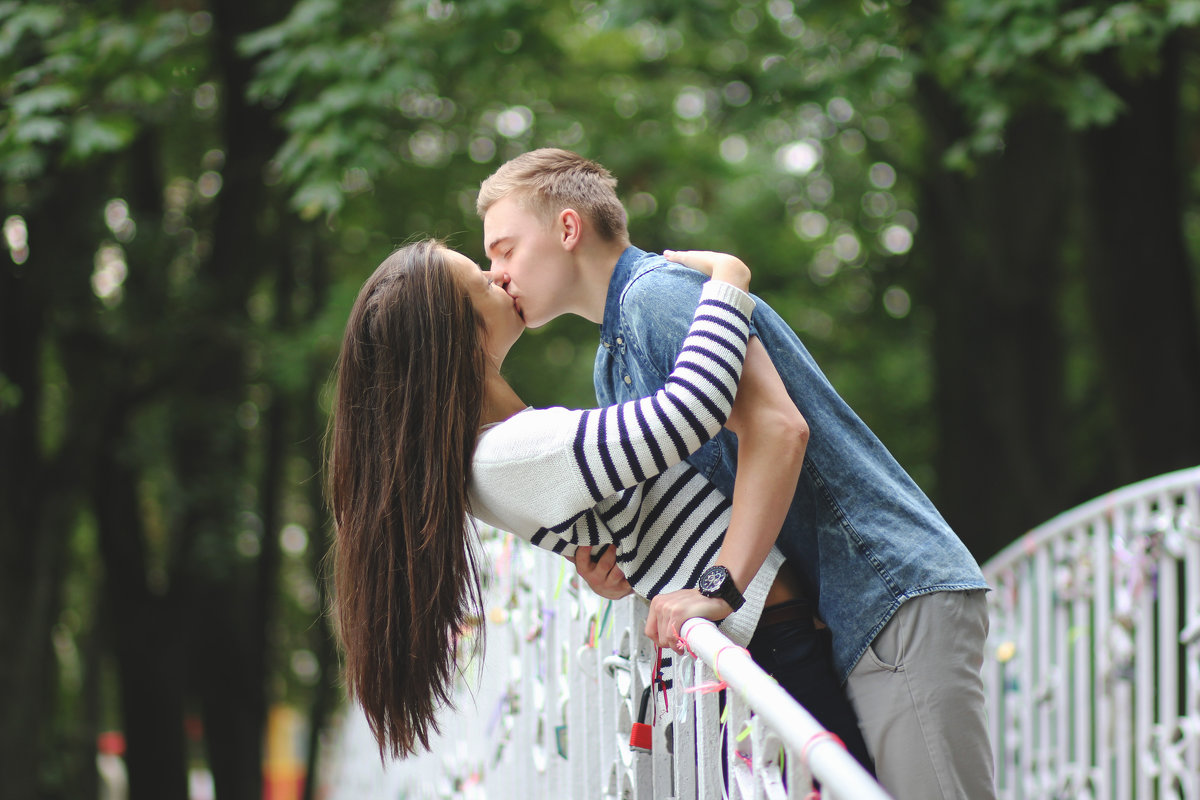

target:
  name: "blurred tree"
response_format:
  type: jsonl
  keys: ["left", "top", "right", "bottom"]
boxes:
{"left": 1, "top": 2, "right": 331, "bottom": 798}
{"left": 902, "top": 0, "right": 1200, "bottom": 555}
{"left": 247, "top": 0, "right": 1200, "bottom": 562}
{"left": 3, "top": 0, "right": 1200, "bottom": 798}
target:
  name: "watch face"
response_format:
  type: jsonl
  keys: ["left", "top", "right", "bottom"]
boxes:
{"left": 699, "top": 567, "right": 727, "bottom": 594}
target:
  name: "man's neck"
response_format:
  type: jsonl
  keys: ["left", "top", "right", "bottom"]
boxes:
{"left": 572, "top": 237, "right": 629, "bottom": 324}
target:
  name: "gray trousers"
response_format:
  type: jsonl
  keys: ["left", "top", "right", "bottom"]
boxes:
{"left": 845, "top": 590, "right": 996, "bottom": 800}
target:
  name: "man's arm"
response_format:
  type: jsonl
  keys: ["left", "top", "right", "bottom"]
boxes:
{"left": 644, "top": 336, "right": 808, "bottom": 648}
{"left": 715, "top": 337, "right": 807, "bottom": 590}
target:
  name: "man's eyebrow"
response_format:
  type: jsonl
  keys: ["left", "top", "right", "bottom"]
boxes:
{"left": 485, "top": 235, "right": 510, "bottom": 256}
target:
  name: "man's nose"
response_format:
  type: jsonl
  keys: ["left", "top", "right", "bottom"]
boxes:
{"left": 487, "top": 268, "right": 513, "bottom": 294}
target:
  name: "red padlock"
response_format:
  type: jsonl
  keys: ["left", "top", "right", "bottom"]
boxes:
{"left": 629, "top": 685, "right": 653, "bottom": 753}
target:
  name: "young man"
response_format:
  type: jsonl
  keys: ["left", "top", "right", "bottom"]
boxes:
{"left": 477, "top": 148, "right": 994, "bottom": 800}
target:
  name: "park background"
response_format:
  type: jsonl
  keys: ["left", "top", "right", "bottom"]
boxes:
{"left": 3, "top": 0, "right": 1199, "bottom": 798}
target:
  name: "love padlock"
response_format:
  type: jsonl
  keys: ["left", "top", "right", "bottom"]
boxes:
{"left": 629, "top": 684, "right": 653, "bottom": 753}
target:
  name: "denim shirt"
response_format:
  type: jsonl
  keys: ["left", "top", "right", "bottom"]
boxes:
{"left": 595, "top": 246, "right": 987, "bottom": 682}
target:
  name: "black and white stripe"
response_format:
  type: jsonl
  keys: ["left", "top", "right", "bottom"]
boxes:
{"left": 517, "top": 282, "right": 752, "bottom": 601}
{"left": 468, "top": 280, "right": 777, "bottom": 641}
{"left": 570, "top": 291, "right": 751, "bottom": 504}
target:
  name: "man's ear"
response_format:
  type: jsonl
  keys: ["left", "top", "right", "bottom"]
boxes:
{"left": 559, "top": 208, "right": 582, "bottom": 251}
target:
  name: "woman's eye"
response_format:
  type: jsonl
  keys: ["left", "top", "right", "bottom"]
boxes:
{"left": 487, "top": 277, "right": 494, "bottom": 288}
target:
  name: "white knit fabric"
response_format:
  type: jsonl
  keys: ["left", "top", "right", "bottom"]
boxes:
{"left": 469, "top": 280, "right": 784, "bottom": 645}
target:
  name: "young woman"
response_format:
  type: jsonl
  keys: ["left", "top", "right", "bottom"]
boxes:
{"left": 326, "top": 239, "right": 870, "bottom": 769}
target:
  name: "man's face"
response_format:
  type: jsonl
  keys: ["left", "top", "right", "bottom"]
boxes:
{"left": 482, "top": 194, "right": 572, "bottom": 329}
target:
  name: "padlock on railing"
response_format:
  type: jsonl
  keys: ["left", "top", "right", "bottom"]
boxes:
{"left": 629, "top": 684, "right": 653, "bottom": 753}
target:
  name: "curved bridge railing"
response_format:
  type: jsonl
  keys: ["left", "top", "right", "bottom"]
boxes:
{"left": 324, "top": 527, "right": 888, "bottom": 799}
{"left": 981, "top": 465, "right": 1200, "bottom": 800}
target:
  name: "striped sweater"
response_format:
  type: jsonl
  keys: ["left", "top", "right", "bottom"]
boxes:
{"left": 468, "top": 280, "right": 785, "bottom": 645}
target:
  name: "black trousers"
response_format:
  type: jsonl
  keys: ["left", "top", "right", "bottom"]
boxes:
{"left": 747, "top": 604, "right": 875, "bottom": 774}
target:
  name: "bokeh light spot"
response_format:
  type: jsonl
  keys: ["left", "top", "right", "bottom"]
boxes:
{"left": 869, "top": 162, "right": 897, "bottom": 189}
{"left": 674, "top": 88, "right": 706, "bottom": 120}
{"left": 883, "top": 286, "right": 912, "bottom": 318}
{"left": 496, "top": 106, "right": 533, "bottom": 137}
{"left": 881, "top": 224, "right": 913, "bottom": 254}
{"left": 720, "top": 135, "right": 749, "bottom": 164}
{"left": 793, "top": 211, "right": 828, "bottom": 241}
{"left": 777, "top": 140, "right": 820, "bottom": 176}
{"left": 4, "top": 215, "right": 29, "bottom": 265}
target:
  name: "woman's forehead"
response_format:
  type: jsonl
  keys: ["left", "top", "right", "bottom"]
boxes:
{"left": 442, "top": 248, "right": 483, "bottom": 281}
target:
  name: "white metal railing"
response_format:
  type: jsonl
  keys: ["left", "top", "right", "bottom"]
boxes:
{"left": 679, "top": 617, "right": 890, "bottom": 800}
{"left": 323, "top": 526, "right": 889, "bottom": 799}
{"left": 981, "top": 465, "right": 1200, "bottom": 800}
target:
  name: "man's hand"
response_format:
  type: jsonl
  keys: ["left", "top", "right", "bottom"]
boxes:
{"left": 645, "top": 588, "right": 732, "bottom": 652}
{"left": 573, "top": 545, "right": 633, "bottom": 600}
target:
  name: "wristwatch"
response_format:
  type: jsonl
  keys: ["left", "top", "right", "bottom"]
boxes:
{"left": 697, "top": 565, "right": 745, "bottom": 612}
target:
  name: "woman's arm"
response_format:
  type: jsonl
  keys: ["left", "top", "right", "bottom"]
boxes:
{"left": 571, "top": 252, "right": 808, "bottom": 649}
{"left": 572, "top": 250, "right": 753, "bottom": 598}
{"left": 470, "top": 271, "right": 755, "bottom": 536}
{"left": 571, "top": 276, "right": 754, "bottom": 506}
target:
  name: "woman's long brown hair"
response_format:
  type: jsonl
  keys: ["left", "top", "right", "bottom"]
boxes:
{"left": 326, "top": 239, "right": 487, "bottom": 758}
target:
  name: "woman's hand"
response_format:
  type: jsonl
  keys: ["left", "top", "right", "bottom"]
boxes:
{"left": 645, "top": 588, "right": 733, "bottom": 652}
{"left": 663, "top": 249, "right": 751, "bottom": 293}
{"left": 572, "top": 545, "right": 633, "bottom": 600}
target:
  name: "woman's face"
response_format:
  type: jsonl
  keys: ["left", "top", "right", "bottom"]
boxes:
{"left": 443, "top": 248, "right": 525, "bottom": 365}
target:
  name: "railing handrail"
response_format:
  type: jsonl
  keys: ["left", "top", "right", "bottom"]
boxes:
{"left": 679, "top": 618, "right": 892, "bottom": 800}
{"left": 985, "top": 464, "right": 1200, "bottom": 573}
{"left": 980, "top": 464, "right": 1200, "bottom": 799}
{"left": 325, "top": 467, "right": 1200, "bottom": 798}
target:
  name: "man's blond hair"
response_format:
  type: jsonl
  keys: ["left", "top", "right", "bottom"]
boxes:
{"left": 477, "top": 148, "right": 629, "bottom": 242}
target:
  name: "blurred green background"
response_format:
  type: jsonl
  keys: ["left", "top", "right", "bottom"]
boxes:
{"left": 3, "top": 0, "right": 1199, "bottom": 797}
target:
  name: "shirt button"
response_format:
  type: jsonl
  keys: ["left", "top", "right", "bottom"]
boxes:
{"left": 617, "top": 336, "right": 624, "bottom": 345}
{"left": 624, "top": 375, "right": 632, "bottom": 385}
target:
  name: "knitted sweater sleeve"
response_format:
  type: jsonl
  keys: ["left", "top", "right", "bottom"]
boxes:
{"left": 570, "top": 279, "right": 754, "bottom": 504}
{"left": 468, "top": 279, "right": 779, "bottom": 644}
{"left": 468, "top": 279, "right": 755, "bottom": 533}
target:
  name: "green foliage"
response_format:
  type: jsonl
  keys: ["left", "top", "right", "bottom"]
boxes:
{"left": 9, "top": 0, "right": 1198, "bottom": 793}
{"left": 922, "top": 0, "right": 1198, "bottom": 159}
{"left": 238, "top": 0, "right": 935, "bottom": 476}
{"left": 0, "top": 2, "right": 206, "bottom": 181}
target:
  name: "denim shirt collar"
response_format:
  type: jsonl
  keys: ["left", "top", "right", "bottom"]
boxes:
{"left": 600, "top": 245, "right": 649, "bottom": 343}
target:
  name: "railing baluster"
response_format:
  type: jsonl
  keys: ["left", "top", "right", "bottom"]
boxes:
{"left": 693, "top": 659, "right": 723, "bottom": 799}
{"left": 980, "top": 466, "right": 1200, "bottom": 800}
{"left": 1186, "top": 483, "right": 1200, "bottom": 793}
{"left": 1069, "top": 524, "right": 1091, "bottom": 797}
{"left": 325, "top": 467, "right": 1200, "bottom": 799}
{"left": 1138, "top": 498, "right": 1156, "bottom": 799}
{"left": 1154, "top": 490, "right": 1177, "bottom": 797}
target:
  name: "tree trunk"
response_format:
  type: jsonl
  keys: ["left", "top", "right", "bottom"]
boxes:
{"left": 94, "top": 429, "right": 190, "bottom": 800}
{"left": 914, "top": 80, "right": 1075, "bottom": 560}
{"left": 0, "top": 215, "right": 59, "bottom": 800}
{"left": 298, "top": 241, "right": 338, "bottom": 800}
{"left": 186, "top": 1, "right": 292, "bottom": 796}
{"left": 1078, "top": 36, "right": 1200, "bottom": 488}
{"left": 0, "top": 168, "right": 109, "bottom": 799}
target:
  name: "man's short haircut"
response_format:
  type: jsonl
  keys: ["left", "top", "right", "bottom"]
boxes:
{"left": 477, "top": 148, "right": 628, "bottom": 242}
